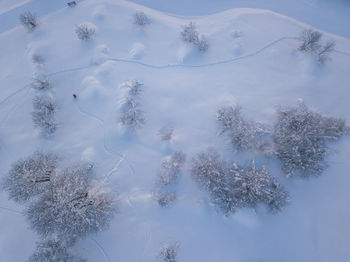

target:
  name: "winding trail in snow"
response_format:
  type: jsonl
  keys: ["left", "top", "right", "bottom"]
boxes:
{"left": 90, "top": 238, "right": 110, "bottom": 262}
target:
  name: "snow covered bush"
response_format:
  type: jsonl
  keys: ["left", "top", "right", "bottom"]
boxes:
{"left": 32, "top": 95, "right": 58, "bottom": 135}
{"left": 20, "top": 11, "right": 38, "bottom": 32}
{"left": 158, "top": 127, "right": 174, "bottom": 141}
{"left": 298, "top": 29, "right": 335, "bottom": 63}
{"left": 26, "top": 165, "right": 116, "bottom": 238}
{"left": 133, "top": 11, "right": 151, "bottom": 26}
{"left": 31, "top": 76, "right": 52, "bottom": 91}
{"left": 29, "top": 238, "right": 86, "bottom": 262}
{"left": 217, "top": 106, "right": 271, "bottom": 153}
{"left": 274, "top": 102, "right": 347, "bottom": 177}
{"left": 32, "top": 54, "right": 45, "bottom": 66}
{"left": 158, "top": 242, "right": 180, "bottom": 262}
{"left": 1, "top": 151, "right": 58, "bottom": 203}
{"left": 120, "top": 81, "right": 145, "bottom": 130}
{"left": 75, "top": 23, "right": 96, "bottom": 41}
{"left": 155, "top": 191, "right": 177, "bottom": 207}
{"left": 191, "top": 149, "right": 289, "bottom": 214}
{"left": 180, "top": 22, "right": 209, "bottom": 52}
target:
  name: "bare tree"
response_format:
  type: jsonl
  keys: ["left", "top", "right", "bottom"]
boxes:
{"left": 133, "top": 11, "right": 151, "bottom": 26}
{"left": 217, "top": 106, "right": 271, "bottom": 153}
{"left": 274, "top": 103, "right": 347, "bottom": 177}
{"left": 20, "top": 11, "right": 38, "bottom": 32}
{"left": 157, "top": 127, "right": 174, "bottom": 141}
{"left": 32, "top": 95, "right": 58, "bottom": 135}
{"left": 32, "top": 54, "right": 45, "bottom": 66}
{"left": 29, "top": 238, "right": 86, "bottom": 262}
{"left": 75, "top": 23, "right": 96, "bottom": 41}
{"left": 26, "top": 165, "right": 117, "bottom": 238}
{"left": 1, "top": 152, "right": 58, "bottom": 203}
{"left": 180, "top": 22, "right": 209, "bottom": 52}
{"left": 317, "top": 41, "right": 335, "bottom": 63}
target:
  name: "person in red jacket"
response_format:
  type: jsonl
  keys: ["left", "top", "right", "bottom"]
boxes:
{"left": 73, "top": 94, "right": 77, "bottom": 99}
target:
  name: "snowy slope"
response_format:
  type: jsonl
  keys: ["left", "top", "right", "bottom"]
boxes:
{"left": 0, "top": 0, "right": 350, "bottom": 261}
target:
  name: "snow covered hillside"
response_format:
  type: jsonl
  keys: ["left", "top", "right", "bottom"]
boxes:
{"left": 0, "top": 0, "right": 350, "bottom": 261}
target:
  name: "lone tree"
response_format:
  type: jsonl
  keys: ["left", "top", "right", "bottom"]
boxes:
{"left": 29, "top": 238, "right": 86, "bottom": 262}
{"left": 191, "top": 149, "right": 288, "bottom": 214}
{"left": 20, "top": 11, "right": 38, "bottom": 32}
{"left": 274, "top": 102, "right": 347, "bottom": 177}
{"left": 1, "top": 152, "right": 58, "bottom": 203}
{"left": 75, "top": 23, "right": 96, "bottom": 41}
{"left": 133, "top": 11, "right": 151, "bottom": 26}
{"left": 180, "top": 22, "right": 209, "bottom": 52}
{"left": 26, "top": 165, "right": 116, "bottom": 238}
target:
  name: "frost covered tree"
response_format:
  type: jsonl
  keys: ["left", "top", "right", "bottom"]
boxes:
{"left": 1, "top": 152, "right": 58, "bottom": 203}
{"left": 32, "top": 95, "right": 58, "bottom": 135}
{"left": 133, "top": 11, "right": 151, "bottom": 26}
{"left": 191, "top": 149, "right": 288, "bottom": 213}
{"left": 274, "top": 102, "right": 347, "bottom": 177}
{"left": 157, "top": 152, "right": 186, "bottom": 187}
{"left": 32, "top": 54, "right": 45, "bottom": 66}
{"left": 158, "top": 242, "right": 180, "bottom": 262}
{"left": 31, "top": 76, "right": 52, "bottom": 91}
{"left": 217, "top": 106, "right": 271, "bottom": 153}
{"left": 298, "top": 29, "right": 335, "bottom": 63}
{"left": 75, "top": 23, "right": 96, "bottom": 40}
{"left": 26, "top": 165, "right": 116, "bottom": 238}
{"left": 120, "top": 81, "right": 145, "bottom": 130}
{"left": 157, "top": 127, "right": 174, "bottom": 141}
{"left": 180, "top": 22, "right": 209, "bottom": 52}
{"left": 29, "top": 238, "right": 86, "bottom": 262}
{"left": 20, "top": 11, "right": 38, "bottom": 32}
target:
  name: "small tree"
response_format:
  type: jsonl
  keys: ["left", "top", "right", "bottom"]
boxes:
{"left": 317, "top": 41, "right": 335, "bottom": 63}
{"left": 29, "top": 238, "right": 86, "bottom": 262}
{"left": 180, "top": 22, "right": 209, "bottom": 52}
{"left": 158, "top": 242, "right": 180, "bottom": 262}
{"left": 133, "top": 11, "right": 151, "bottom": 26}
{"left": 1, "top": 152, "right": 58, "bottom": 203}
{"left": 26, "top": 165, "right": 116, "bottom": 238}
{"left": 32, "top": 95, "right": 58, "bottom": 135}
{"left": 32, "top": 54, "right": 45, "bottom": 66}
{"left": 274, "top": 103, "right": 346, "bottom": 177}
{"left": 217, "top": 106, "right": 271, "bottom": 153}
{"left": 20, "top": 11, "right": 38, "bottom": 32}
{"left": 75, "top": 23, "right": 96, "bottom": 41}
{"left": 31, "top": 76, "right": 52, "bottom": 91}
{"left": 157, "top": 152, "right": 186, "bottom": 187}
{"left": 157, "top": 127, "right": 174, "bottom": 141}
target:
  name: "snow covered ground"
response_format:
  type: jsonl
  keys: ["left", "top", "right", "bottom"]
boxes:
{"left": 0, "top": 0, "right": 350, "bottom": 261}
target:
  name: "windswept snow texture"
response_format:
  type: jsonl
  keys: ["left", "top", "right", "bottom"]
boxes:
{"left": 0, "top": 0, "right": 350, "bottom": 261}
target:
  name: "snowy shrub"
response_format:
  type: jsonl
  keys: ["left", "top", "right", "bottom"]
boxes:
{"left": 32, "top": 95, "right": 58, "bottom": 135}
{"left": 217, "top": 106, "right": 271, "bottom": 153}
{"left": 29, "top": 238, "right": 86, "bottom": 262}
{"left": 180, "top": 22, "right": 209, "bottom": 52}
{"left": 158, "top": 242, "right": 180, "bottom": 262}
{"left": 20, "top": 11, "right": 38, "bottom": 32}
{"left": 155, "top": 191, "right": 177, "bottom": 207}
{"left": 26, "top": 165, "right": 116, "bottom": 238}
{"left": 158, "top": 127, "right": 174, "bottom": 141}
{"left": 32, "top": 54, "right": 45, "bottom": 66}
{"left": 157, "top": 152, "right": 186, "bottom": 187}
{"left": 298, "top": 29, "right": 335, "bottom": 63}
{"left": 274, "top": 103, "right": 347, "bottom": 177}
{"left": 133, "top": 11, "right": 151, "bottom": 26}
{"left": 120, "top": 81, "right": 145, "bottom": 130}
{"left": 191, "top": 149, "right": 288, "bottom": 214}
{"left": 75, "top": 23, "right": 96, "bottom": 41}
{"left": 31, "top": 76, "right": 52, "bottom": 91}
{"left": 1, "top": 152, "right": 58, "bottom": 203}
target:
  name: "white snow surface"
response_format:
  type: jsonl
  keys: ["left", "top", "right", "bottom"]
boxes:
{"left": 0, "top": 0, "right": 350, "bottom": 261}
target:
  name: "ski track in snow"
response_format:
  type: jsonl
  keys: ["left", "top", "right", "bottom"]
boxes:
{"left": 0, "top": 205, "right": 22, "bottom": 215}
{"left": 90, "top": 238, "right": 110, "bottom": 262}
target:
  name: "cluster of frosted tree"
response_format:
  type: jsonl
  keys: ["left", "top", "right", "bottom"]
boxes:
{"left": 133, "top": 11, "right": 151, "bottom": 26}
{"left": 119, "top": 80, "right": 145, "bottom": 130}
{"left": 217, "top": 103, "right": 347, "bottom": 178}
{"left": 298, "top": 29, "right": 335, "bottom": 63}
{"left": 154, "top": 152, "right": 186, "bottom": 207}
{"left": 180, "top": 22, "right": 209, "bottom": 52}
{"left": 31, "top": 76, "right": 58, "bottom": 136}
{"left": 1, "top": 152, "right": 116, "bottom": 262}
{"left": 191, "top": 149, "right": 288, "bottom": 214}
{"left": 20, "top": 11, "right": 39, "bottom": 32}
